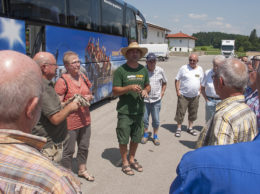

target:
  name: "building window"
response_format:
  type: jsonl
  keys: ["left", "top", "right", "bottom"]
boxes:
{"left": 157, "top": 32, "right": 159, "bottom": 37}
{"left": 175, "top": 48, "right": 177, "bottom": 51}
{"left": 179, "top": 39, "right": 182, "bottom": 43}
{"left": 179, "top": 48, "right": 182, "bottom": 51}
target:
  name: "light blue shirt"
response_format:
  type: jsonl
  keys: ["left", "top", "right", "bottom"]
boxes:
{"left": 170, "top": 134, "right": 260, "bottom": 194}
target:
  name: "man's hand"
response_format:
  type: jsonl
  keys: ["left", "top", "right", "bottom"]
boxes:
{"left": 141, "top": 89, "right": 149, "bottom": 98}
{"left": 66, "top": 100, "right": 80, "bottom": 113}
{"left": 177, "top": 90, "right": 182, "bottom": 97}
{"left": 130, "top": 84, "right": 142, "bottom": 93}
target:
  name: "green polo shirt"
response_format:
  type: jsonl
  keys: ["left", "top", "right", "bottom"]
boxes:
{"left": 113, "top": 63, "right": 149, "bottom": 115}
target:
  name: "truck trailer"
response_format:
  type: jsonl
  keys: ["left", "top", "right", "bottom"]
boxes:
{"left": 139, "top": 43, "right": 169, "bottom": 61}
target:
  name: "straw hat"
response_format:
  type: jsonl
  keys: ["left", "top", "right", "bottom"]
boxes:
{"left": 121, "top": 42, "right": 148, "bottom": 59}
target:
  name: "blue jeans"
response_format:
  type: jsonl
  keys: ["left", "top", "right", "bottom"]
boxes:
{"left": 205, "top": 98, "right": 221, "bottom": 122}
{"left": 143, "top": 100, "right": 161, "bottom": 129}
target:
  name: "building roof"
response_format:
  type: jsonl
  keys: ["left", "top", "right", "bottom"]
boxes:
{"left": 166, "top": 32, "right": 197, "bottom": 40}
{"left": 137, "top": 20, "right": 171, "bottom": 32}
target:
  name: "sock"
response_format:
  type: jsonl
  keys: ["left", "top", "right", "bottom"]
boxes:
{"left": 153, "top": 134, "right": 158, "bottom": 139}
{"left": 143, "top": 132, "right": 149, "bottom": 138}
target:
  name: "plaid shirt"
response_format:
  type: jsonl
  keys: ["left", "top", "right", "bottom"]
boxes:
{"left": 245, "top": 89, "right": 260, "bottom": 131}
{"left": 0, "top": 129, "right": 81, "bottom": 193}
{"left": 197, "top": 95, "right": 257, "bottom": 148}
{"left": 144, "top": 65, "right": 167, "bottom": 103}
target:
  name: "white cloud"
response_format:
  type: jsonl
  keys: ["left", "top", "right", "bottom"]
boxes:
{"left": 207, "top": 21, "right": 224, "bottom": 27}
{"left": 188, "top": 13, "right": 207, "bottom": 20}
{"left": 216, "top": 17, "right": 224, "bottom": 21}
{"left": 153, "top": 15, "right": 159, "bottom": 19}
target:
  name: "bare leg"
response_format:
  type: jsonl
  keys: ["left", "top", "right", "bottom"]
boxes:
{"left": 119, "top": 144, "right": 129, "bottom": 166}
{"left": 153, "top": 128, "right": 159, "bottom": 135}
{"left": 188, "top": 120, "right": 193, "bottom": 129}
{"left": 129, "top": 141, "right": 138, "bottom": 163}
{"left": 177, "top": 123, "right": 182, "bottom": 129}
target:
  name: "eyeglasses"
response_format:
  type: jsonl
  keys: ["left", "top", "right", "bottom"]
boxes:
{"left": 44, "top": 62, "right": 57, "bottom": 66}
{"left": 69, "top": 60, "right": 81, "bottom": 65}
{"left": 189, "top": 59, "right": 197, "bottom": 62}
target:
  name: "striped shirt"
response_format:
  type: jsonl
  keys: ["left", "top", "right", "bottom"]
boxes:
{"left": 245, "top": 89, "right": 260, "bottom": 131}
{"left": 0, "top": 129, "right": 81, "bottom": 193}
{"left": 197, "top": 95, "right": 257, "bottom": 148}
{"left": 144, "top": 65, "right": 167, "bottom": 103}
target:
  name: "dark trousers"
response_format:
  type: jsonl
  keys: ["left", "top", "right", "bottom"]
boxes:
{"left": 61, "top": 125, "right": 91, "bottom": 170}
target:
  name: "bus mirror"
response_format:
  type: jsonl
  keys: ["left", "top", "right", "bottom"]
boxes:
{"left": 142, "top": 27, "right": 147, "bottom": 39}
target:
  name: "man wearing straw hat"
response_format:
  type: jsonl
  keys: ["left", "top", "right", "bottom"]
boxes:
{"left": 113, "top": 42, "right": 151, "bottom": 176}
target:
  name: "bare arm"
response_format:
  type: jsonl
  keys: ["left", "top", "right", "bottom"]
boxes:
{"left": 49, "top": 95, "right": 80, "bottom": 126}
{"left": 201, "top": 86, "right": 207, "bottom": 101}
{"left": 113, "top": 84, "right": 142, "bottom": 96}
{"left": 161, "top": 82, "right": 167, "bottom": 98}
{"left": 175, "top": 79, "right": 181, "bottom": 97}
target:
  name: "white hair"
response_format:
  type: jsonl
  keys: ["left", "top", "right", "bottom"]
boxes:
{"left": 217, "top": 58, "right": 248, "bottom": 92}
{"left": 0, "top": 70, "right": 43, "bottom": 123}
{"left": 213, "top": 55, "right": 226, "bottom": 66}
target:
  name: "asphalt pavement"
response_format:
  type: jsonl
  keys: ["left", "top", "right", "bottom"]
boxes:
{"left": 80, "top": 55, "right": 214, "bottom": 194}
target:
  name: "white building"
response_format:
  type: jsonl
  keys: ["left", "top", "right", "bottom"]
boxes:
{"left": 167, "top": 32, "right": 197, "bottom": 52}
{"left": 137, "top": 20, "right": 171, "bottom": 44}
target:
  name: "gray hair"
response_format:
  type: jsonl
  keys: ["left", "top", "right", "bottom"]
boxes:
{"left": 213, "top": 55, "right": 226, "bottom": 66}
{"left": 216, "top": 58, "right": 248, "bottom": 92}
{"left": 0, "top": 70, "right": 43, "bottom": 123}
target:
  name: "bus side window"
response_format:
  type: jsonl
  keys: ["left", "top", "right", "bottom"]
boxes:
{"left": 9, "top": 0, "right": 66, "bottom": 25}
{"left": 68, "top": 0, "right": 100, "bottom": 31}
{"left": 101, "top": 0, "right": 123, "bottom": 36}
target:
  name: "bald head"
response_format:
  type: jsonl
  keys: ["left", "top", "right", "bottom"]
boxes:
{"left": 33, "top": 52, "right": 57, "bottom": 80}
{"left": 0, "top": 50, "right": 41, "bottom": 84}
{"left": 0, "top": 50, "right": 43, "bottom": 132}
{"left": 33, "top": 52, "right": 56, "bottom": 67}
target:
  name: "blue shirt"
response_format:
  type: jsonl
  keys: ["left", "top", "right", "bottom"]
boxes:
{"left": 170, "top": 134, "right": 260, "bottom": 194}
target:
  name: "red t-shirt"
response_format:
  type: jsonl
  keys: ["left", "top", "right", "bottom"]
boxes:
{"left": 55, "top": 74, "right": 92, "bottom": 130}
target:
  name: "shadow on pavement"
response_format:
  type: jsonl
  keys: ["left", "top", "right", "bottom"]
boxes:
{"left": 161, "top": 124, "right": 203, "bottom": 134}
{"left": 179, "top": 140, "right": 197, "bottom": 149}
{"left": 102, "top": 147, "right": 122, "bottom": 167}
{"left": 161, "top": 124, "right": 178, "bottom": 133}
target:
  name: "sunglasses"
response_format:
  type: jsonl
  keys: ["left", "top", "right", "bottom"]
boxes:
{"left": 189, "top": 59, "right": 197, "bottom": 62}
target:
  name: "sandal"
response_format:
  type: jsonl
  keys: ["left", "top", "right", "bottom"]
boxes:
{"left": 175, "top": 129, "right": 181, "bottom": 137}
{"left": 78, "top": 170, "right": 95, "bottom": 182}
{"left": 122, "top": 165, "right": 134, "bottom": 176}
{"left": 130, "top": 161, "right": 143, "bottom": 172}
{"left": 187, "top": 128, "right": 197, "bottom": 136}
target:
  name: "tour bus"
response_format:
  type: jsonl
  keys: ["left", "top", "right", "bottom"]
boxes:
{"left": 0, "top": 0, "right": 148, "bottom": 103}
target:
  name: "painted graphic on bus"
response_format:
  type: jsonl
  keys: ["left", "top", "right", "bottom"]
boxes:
{"left": 0, "top": 17, "right": 26, "bottom": 53}
{"left": 46, "top": 25, "right": 128, "bottom": 103}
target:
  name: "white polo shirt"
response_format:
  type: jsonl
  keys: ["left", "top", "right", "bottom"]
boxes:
{"left": 202, "top": 69, "right": 219, "bottom": 98}
{"left": 176, "top": 64, "right": 204, "bottom": 98}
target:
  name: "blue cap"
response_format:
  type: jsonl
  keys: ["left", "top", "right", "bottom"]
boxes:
{"left": 146, "top": 53, "right": 156, "bottom": 61}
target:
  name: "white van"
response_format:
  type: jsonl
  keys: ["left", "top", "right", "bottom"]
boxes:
{"left": 140, "top": 43, "right": 169, "bottom": 61}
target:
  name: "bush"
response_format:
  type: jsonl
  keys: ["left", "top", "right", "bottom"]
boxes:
{"left": 201, "top": 47, "right": 207, "bottom": 51}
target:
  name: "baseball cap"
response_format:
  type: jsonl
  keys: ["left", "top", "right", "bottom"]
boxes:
{"left": 146, "top": 53, "right": 156, "bottom": 61}
{"left": 252, "top": 55, "right": 260, "bottom": 61}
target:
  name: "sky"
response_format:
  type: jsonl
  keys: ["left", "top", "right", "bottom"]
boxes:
{"left": 124, "top": 0, "right": 260, "bottom": 36}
